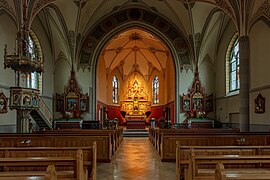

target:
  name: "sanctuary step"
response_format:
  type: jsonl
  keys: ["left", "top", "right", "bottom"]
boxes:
{"left": 123, "top": 129, "right": 149, "bottom": 137}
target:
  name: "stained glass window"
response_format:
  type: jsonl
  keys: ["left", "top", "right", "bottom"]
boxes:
{"left": 27, "top": 32, "right": 42, "bottom": 92}
{"left": 112, "top": 75, "right": 119, "bottom": 103}
{"left": 226, "top": 34, "right": 239, "bottom": 94}
{"left": 152, "top": 76, "right": 159, "bottom": 104}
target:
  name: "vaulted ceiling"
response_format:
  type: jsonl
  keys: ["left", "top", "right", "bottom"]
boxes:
{"left": 102, "top": 28, "right": 170, "bottom": 77}
{"left": 1, "top": 0, "right": 269, "bottom": 73}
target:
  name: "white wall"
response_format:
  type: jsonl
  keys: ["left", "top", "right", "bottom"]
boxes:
{"left": 215, "top": 21, "right": 239, "bottom": 124}
{"left": 249, "top": 21, "right": 270, "bottom": 129}
{"left": 0, "top": 14, "right": 18, "bottom": 130}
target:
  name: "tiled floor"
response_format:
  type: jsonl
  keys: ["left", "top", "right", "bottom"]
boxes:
{"left": 97, "top": 137, "right": 176, "bottom": 180}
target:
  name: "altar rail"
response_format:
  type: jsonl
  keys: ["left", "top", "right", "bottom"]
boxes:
{"left": 0, "top": 129, "right": 123, "bottom": 163}
{"left": 148, "top": 128, "right": 270, "bottom": 161}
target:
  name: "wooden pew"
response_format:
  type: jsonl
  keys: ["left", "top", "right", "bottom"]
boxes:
{"left": 0, "top": 165, "right": 57, "bottom": 180}
{"left": 186, "top": 150, "right": 270, "bottom": 180}
{"left": 215, "top": 163, "right": 270, "bottom": 180}
{"left": 0, "top": 143, "right": 97, "bottom": 180}
{"left": 34, "top": 128, "right": 124, "bottom": 157}
{"left": 149, "top": 128, "right": 240, "bottom": 158}
{"left": 150, "top": 129, "right": 270, "bottom": 161}
{"left": 176, "top": 145, "right": 270, "bottom": 180}
{"left": 0, "top": 150, "right": 86, "bottom": 180}
{"left": 0, "top": 133, "right": 111, "bottom": 162}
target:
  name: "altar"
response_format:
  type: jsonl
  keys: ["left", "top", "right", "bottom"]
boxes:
{"left": 125, "top": 115, "right": 146, "bottom": 129}
{"left": 120, "top": 75, "right": 151, "bottom": 128}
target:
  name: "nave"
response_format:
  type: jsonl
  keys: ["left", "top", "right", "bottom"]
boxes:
{"left": 97, "top": 138, "right": 175, "bottom": 180}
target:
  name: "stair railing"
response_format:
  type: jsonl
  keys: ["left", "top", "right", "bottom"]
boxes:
{"left": 38, "top": 96, "right": 53, "bottom": 129}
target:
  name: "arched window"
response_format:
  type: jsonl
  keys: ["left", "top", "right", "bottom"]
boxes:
{"left": 152, "top": 76, "right": 159, "bottom": 104}
{"left": 112, "top": 75, "right": 119, "bottom": 104}
{"left": 26, "top": 31, "right": 43, "bottom": 93}
{"left": 226, "top": 34, "right": 239, "bottom": 94}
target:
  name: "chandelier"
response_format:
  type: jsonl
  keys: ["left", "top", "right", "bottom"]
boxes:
{"left": 4, "top": 26, "right": 44, "bottom": 74}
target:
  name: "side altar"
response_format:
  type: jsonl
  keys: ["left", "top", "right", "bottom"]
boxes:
{"left": 120, "top": 76, "right": 150, "bottom": 129}
{"left": 181, "top": 68, "right": 214, "bottom": 128}
{"left": 54, "top": 68, "right": 89, "bottom": 129}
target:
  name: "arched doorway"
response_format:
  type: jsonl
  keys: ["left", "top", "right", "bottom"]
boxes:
{"left": 96, "top": 28, "right": 175, "bottom": 125}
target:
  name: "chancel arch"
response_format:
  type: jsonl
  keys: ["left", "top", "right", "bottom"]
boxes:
{"left": 95, "top": 26, "right": 178, "bottom": 124}
{"left": 82, "top": 8, "right": 191, "bottom": 123}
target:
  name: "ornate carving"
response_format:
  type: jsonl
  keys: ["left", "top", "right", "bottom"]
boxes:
{"left": 68, "top": 30, "right": 75, "bottom": 49}
{"left": 79, "top": 8, "right": 190, "bottom": 70}
{"left": 215, "top": 0, "right": 233, "bottom": 17}
{"left": 0, "top": 0, "right": 14, "bottom": 15}
{"left": 255, "top": 94, "right": 265, "bottom": 114}
{"left": 56, "top": 68, "right": 89, "bottom": 118}
{"left": 0, "top": 91, "right": 8, "bottom": 113}
{"left": 253, "top": 0, "right": 270, "bottom": 20}
{"left": 184, "top": 2, "right": 195, "bottom": 9}
{"left": 33, "top": 0, "right": 54, "bottom": 17}
{"left": 74, "top": 0, "right": 88, "bottom": 8}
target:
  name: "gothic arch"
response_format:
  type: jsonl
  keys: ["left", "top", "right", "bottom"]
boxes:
{"left": 81, "top": 8, "right": 187, "bottom": 122}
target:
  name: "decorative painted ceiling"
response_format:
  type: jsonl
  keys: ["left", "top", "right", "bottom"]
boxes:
{"left": 102, "top": 28, "right": 169, "bottom": 77}
{"left": 1, "top": 0, "right": 269, "bottom": 72}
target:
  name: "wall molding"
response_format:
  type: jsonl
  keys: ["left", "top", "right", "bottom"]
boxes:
{"left": 40, "top": 95, "right": 53, "bottom": 100}
{"left": 0, "top": 84, "right": 10, "bottom": 90}
{"left": 250, "top": 84, "right": 270, "bottom": 93}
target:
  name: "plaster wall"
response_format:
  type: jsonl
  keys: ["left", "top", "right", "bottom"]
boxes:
{"left": 0, "top": 14, "right": 19, "bottom": 128}
{"left": 249, "top": 21, "right": 270, "bottom": 128}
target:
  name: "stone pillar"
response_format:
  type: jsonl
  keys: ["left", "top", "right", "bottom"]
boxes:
{"left": 239, "top": 36, "right": 250, "bottom": 132}
{"left": 17, "top": 110, "right": 31, "bottom": 133}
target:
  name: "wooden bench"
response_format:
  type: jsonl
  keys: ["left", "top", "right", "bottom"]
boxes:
{"left": 176, "top": 145, "right": 270, "bottom": 180}
{"left": 0, "top": 150, "right": 86, "bottom": 180}
{"left": 215, "top": 163, "right": 270, "bottom": 180}
{"left": 0, "top": 165, "right": 57, "bottom": 180}
{"left": 0, "top": 133, "right": 110, "bottom": 162}
{"left": 40, "top": 128, "right": 124, "bottom": 155}
{"left": 186, "top": 151, "right": 270, "bottom": 180}
{"left": 0, "top": 143, "right": 97, "bottom": 180}
{"left": 150, "top": 129, "right": 270, "bottom": 161}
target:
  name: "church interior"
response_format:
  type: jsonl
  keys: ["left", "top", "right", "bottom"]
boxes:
{"left": 0, "top": 0, "right": 270, "bottom": 179}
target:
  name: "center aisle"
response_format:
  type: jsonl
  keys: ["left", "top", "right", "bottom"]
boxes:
{"left": 97, "top": 137, "right": 176, "bottom": 180}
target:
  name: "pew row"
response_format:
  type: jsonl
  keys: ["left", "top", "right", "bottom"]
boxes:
{"left": 0, "top": 143, "right": 96, "bottom": 180}
{"left": 0, "top": 165, "right": 57, "bottom": 180}
{"left": 35, "top": 128, "right": 123, "bottom": 157}
{"left": 215, "top": 163, "right": 270, "bottom": 180}
{"left": 0, "top": 132, "right": 114, "bottom": 162}
{"left": 186, "top": 153, "right": 270, "bottom": 180}
{"left": 176, "top": 145, "right": 270, "bottom": 180}
{"left": 149, "top": 128, "right": 270, "bottom": 161}
{"left": 0, "top": 150, "right": 88, "bottom": 180}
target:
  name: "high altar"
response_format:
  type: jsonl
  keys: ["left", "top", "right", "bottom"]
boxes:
{"left": 120, "top": 75, "right": 151, "bottom": 129}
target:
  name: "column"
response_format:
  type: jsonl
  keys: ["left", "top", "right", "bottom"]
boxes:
{"left": 239, "top": 36, "right": 250, "bottom": 132}
{"left": 17, "top": 110, "right": 31, "bottom": 133}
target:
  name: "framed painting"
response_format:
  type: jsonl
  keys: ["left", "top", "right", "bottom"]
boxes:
{"left": 22, "top": 93, "right": 31, "bottom": 107}
{"left": 66, "top": 98, "right": 79, "bottom": 111}
{"left": 255, "top": 94, "right": 265, "bottom": 114}
{"left": 205, "top": 94, "right": 213, "bottom": 112}
{"left": 55, "top": 93, "right": 63, "bottom": 112}
{"left": 181, "top": 94, "right": 191, "bottom": 112}
{"left": 80, "top": 94, "right": 89, "bottom": 112}
{"left": 0, "top": 92, "right": 8, "bottom": 113}
{"left": 192, "top": 98, "right": 204, "bottom": 111}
